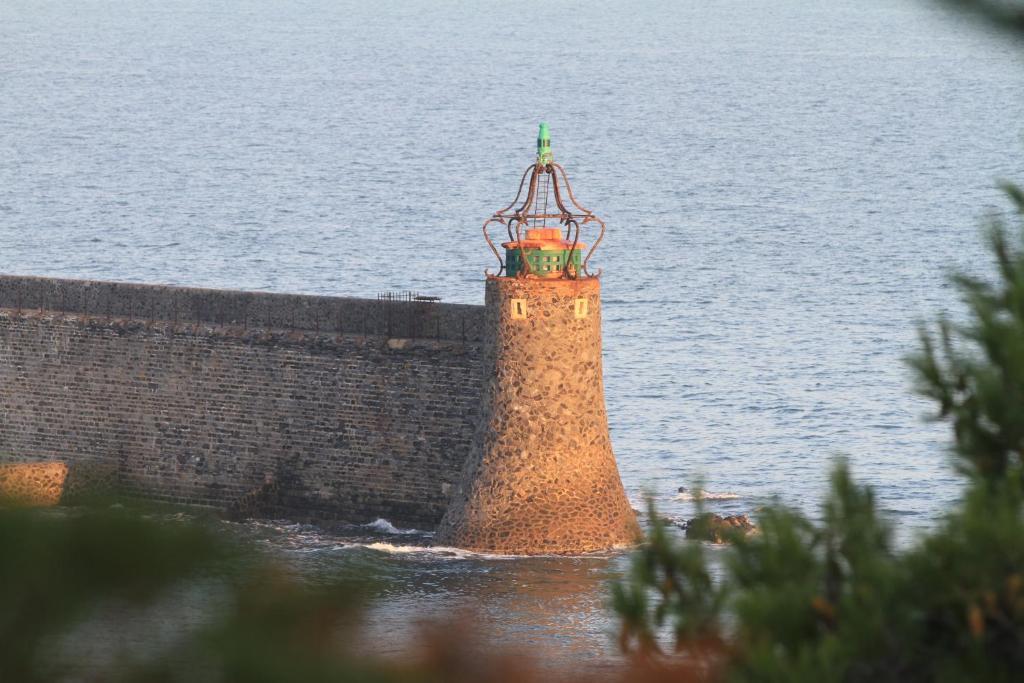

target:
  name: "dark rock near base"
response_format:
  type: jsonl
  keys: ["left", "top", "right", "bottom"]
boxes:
{"left": 683, "top": 513, "right": 756, "bottom": 543}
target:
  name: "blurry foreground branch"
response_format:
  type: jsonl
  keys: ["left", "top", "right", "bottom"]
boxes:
{"left": 938, "top": 0, "right": 1024, "bottom": 36}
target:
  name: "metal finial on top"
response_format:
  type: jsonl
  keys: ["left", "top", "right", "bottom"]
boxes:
{"left": 537, "top": 122, "right": 552, "bottom": 165}
{"left": 482, "top": 125, "right": 606, "bottom": 280}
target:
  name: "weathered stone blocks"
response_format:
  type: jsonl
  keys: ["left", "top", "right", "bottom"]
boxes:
{"left": 0, "top": 276, "right": 485, "bottom": 526}
{"left": 0, "top": 462, "right": 68, "bottom": 506}
{"left": 436, "top": 277, "right": 640, "bottom": 554}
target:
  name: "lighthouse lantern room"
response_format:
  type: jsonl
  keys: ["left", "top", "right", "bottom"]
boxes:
{"left": 484, "top": 123, "right": 606, "bottom": 280}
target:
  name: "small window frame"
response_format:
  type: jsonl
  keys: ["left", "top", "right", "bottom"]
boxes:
{"left": 511, "top": 298, "right": 528, "bottom": 319}
{"left": 574, "top": 298, "right": 589, "bottom": 319}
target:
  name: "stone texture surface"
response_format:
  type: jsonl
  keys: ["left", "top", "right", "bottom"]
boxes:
{"left": 0, "top": 275, "right": 484, "bottom": 527}
{"left": 0, "top": 462, "right": 68, "bottom": 506}
{"left": 436, "top": 277, "right": 640, "bottom": 554}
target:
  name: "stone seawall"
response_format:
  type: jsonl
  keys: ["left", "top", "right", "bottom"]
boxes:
{"left": 0, "top": 275, "right": 484, "bottom": 341}
{"left": 0, "top": 275, "right": 485, "bottom": 526}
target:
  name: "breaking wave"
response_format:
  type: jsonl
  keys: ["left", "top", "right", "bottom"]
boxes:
{"left": 674, "top": 489, "right": 742, "bottom": 502}
{"left": 325, "top": 541, "right": 629, "bottom": 560}
{"left": 336, "top": 542, "right": 519, "bottom": 560}
{"left": 362, "top": 518, "right": 428, "bottom": 536}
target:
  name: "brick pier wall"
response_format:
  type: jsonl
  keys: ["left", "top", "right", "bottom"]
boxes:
{"left": 0, "top": 275, "right": 485, "bottom": 527}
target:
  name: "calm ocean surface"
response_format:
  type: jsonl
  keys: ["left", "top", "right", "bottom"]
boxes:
{"left": 3, "top": 0, "right": 1024, "bottom": 668}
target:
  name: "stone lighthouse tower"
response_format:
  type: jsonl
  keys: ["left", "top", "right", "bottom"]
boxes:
{"left": 436, "top": 124, "right": 640, "bottom": 555}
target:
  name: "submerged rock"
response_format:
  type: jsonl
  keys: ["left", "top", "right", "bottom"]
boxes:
{"left": 683, "top": 513, "right": 757, "bottom": 543}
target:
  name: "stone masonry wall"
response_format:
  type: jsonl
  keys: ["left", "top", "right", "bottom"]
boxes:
{"left": 0, "top": 275, "right": 485, "bottom": 527}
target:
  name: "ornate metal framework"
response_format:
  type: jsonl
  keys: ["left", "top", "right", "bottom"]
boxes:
{"left": 482, "top": 160, "right": 606, "bottom": 279}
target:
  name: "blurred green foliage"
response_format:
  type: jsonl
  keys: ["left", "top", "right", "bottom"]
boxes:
{"left": 611, "top": 182, "right": 1024, "bottom": 681}
{"left": 938, "top": 0, "right": 1024, "bottom": 36}
{"left": 0, "top": 506, "right": 234, "bottom": 682}
{"left": 0, "top": 503, "right": 544, "bottom": 682}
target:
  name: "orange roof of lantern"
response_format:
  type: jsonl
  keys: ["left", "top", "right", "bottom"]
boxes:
{"left": 501, "top": 228, "right": 587, "bottom": 251}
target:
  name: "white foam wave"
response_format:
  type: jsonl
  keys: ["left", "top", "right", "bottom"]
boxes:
{"left": 362, "top": 518, "right": 427, "bottom": 535}
{"left": 324, "top": 541, "right": 630, "bottom": 560}
{"left": 675, "top": 489, "right": 741, "bottom": 502}
{"left": 332, "top": 541, "right": 519, "bottom": 560}
{"left": 366, "top": 542, "right": 493, "bottom": 557}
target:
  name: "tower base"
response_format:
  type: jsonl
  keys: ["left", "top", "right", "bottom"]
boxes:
{"left": 436, "top": 277, "right": 640, "bottom": 555}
